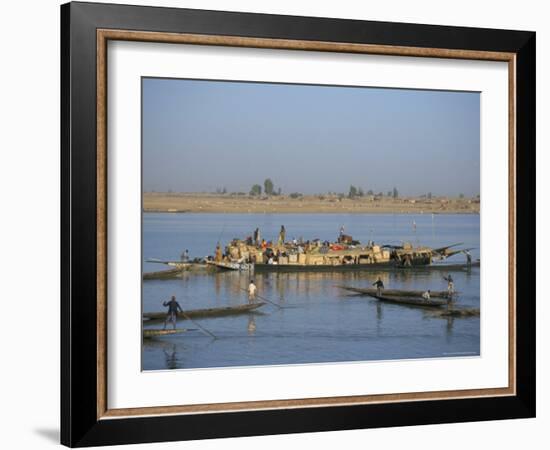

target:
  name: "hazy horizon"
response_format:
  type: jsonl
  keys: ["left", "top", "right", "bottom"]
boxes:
{"left": 143, "top": 78, "right": 480, "bottom": 197}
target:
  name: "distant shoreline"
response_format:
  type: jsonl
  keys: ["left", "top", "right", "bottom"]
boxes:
{"left": 143, "top": 193, "right": 480, "bottom": 215}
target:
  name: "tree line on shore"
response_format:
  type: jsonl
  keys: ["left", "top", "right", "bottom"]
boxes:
{"left": 155, "top": 181, "right": 476, "bottom": 199}
{"left": 209, "top": 179, "right": 475, "bottom": 200}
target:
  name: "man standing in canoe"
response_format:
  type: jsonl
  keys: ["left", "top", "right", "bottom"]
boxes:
{"left": 248, "top": 280, "right": 257, "bottom": 303}
{"left": 443, "top": 274, "right": 455, "bottom": 297}
{"left": 464, "top": 250, "right": 472, "bottom": 266}
{"left": 373, "top": 277, "right": 385, "bottom": 296}
{"left": 163, "top": 295, "right": 183, "bottom": 330}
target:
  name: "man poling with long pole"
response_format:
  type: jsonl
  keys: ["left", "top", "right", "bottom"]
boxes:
{"left": 162, "top": 295, "right": 182, "bottom": 330}
{"left": 161, "top": 295, "right": 217, "bottom": 339}
{"left": 238, "top": 282, "right": 283, "bottom": 310}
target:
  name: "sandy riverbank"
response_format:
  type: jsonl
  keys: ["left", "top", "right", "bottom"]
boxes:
{"left": 143, "top": 193, "right": 479, "bottom": 214}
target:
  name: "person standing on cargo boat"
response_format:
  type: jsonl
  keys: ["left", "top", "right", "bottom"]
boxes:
{"left": 373, "top": 277, "right": 385, "bottom": 296}
{"left": 253, "top": 227, "right": 261, "bottom": 246}
{"left": 339, "top": 225, "right": 345, "bottom": 242}
{"left": 278, "top": 225, "right": 286, "bottom": 245}
{"left": 180, "top": 249, "right": 189, "bottom": 262}
{"left": 248, "top": 280, "right": 257, "bottom": 303}
{"left": 162, "top": 295, "right": 183, "bottom": 330}
{"left": 215, "top": 243, "right": 222, "bottom": 262}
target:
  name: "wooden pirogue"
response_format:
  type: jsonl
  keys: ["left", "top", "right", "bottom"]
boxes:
{"left": 143, "top": 262, "right": 213, "bottom": 280}
{"left": 143, "top": 267, "right": 185, "bottom": 280}
{"left": 367, "top": 294, "right": 448, "bottom": 308}
{"left": 143, "top": 328, "right": 190, "bottom": 338}
{"left": 428, "top": 308, "right": 480, "bottom": 318}
{"left": 339, "top": 286, "right": 452, "bottom": 298}
{"left": 142, "top": 302, "right": 266, "bottom": 322}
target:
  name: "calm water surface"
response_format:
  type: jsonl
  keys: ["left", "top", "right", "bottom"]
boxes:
{"left": 142, "top": 213, "right": 480, "bottom": 370}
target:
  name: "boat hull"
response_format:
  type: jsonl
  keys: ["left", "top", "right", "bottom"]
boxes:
{"left": 428, "top": 308, "right": 480, "bottom": 318}
{"left": 143, "top": 267, "right": 184, "bottom": 280}
{"left": 143, "top": 328, "right": 190, "bottom": 338}
{"left": 369, "top": 294, "right": 448, "bottom": 308}
{"left": 340, "top": 286, "right": 452, "bottom": 298}
{"left": 253, "top": 261, "right": 479, "bottom": 273}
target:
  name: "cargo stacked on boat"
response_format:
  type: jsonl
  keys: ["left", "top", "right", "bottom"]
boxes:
{"left": 206, "top": 228, "right": 475, "bottom": 273}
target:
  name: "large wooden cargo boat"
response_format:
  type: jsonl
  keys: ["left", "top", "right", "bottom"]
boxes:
{"left": 208, "top": 233, "right": 476, "bottom": 273}
{"left": 148, "top": 228, "right": 476, "bottom": 274}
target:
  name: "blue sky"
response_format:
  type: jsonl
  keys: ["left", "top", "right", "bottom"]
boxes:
{"left": 142, "top": 78, "right": 480, "bottom": 196}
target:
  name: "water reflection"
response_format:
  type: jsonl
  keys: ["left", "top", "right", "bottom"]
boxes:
{"left": 376, "top": 302, "right": 383, "bottom": 336}
{"left": 445, "top": 316, "right": 455, "bottom": 339}
{"left": 143, "top": 339, "right": 184, "bottom": 370}
{"left": 247, "top": 315, "right": 257, "bottom": 335}
{"left": 163, "top": 344, "right": 179, "bottom": 370}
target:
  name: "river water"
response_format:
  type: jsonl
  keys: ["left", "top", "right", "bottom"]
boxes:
{"left": 142, "top": 213, "right": 480, "bottom": 370}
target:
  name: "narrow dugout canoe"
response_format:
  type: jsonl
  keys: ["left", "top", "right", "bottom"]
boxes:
{"left": 368, "top": 294, "right": 448, "bottom": 308}
{"left": 339, "top": 286, "right": 453, "bottom": 298}
{"left": 143, "top": 267, "right": 184, "bottom": 280}
{"left": 143, "top": 302, "right": 266, "bottom": 322}
{"left": 143, "top": 263, "right": 213, "bottom": 280}
{"left": 143, "top": 328, "right": 190, "bottom": 338}
{"left": 429, "top": 308, "right": 480, "bottom": 318}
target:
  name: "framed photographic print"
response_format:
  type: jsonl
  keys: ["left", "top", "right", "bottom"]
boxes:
{"left": 61, "top": 2, "right": 536, "bottom": 447}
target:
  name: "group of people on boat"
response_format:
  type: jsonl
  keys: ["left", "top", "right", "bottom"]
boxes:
{"left": 214, "top": 223, "right": 477, "bottom": 270}
{"left": 176, "top": 222, "right": 476, "bottom": 273}
{"left": 250, "top": 226, "right": 286, "bottom": 248}
{"left": 220, "top": 224, "right": 390, "bottom": 268}
{"left": 371, "top": 274, "right": 456, "bottom": 301}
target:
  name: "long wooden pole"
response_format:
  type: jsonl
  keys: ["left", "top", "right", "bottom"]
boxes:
{"left": 180, "top": 312, "right": 217, "bottom": 340}
{"left": 162, "top": 300, "right": 218, "bottom": 339}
